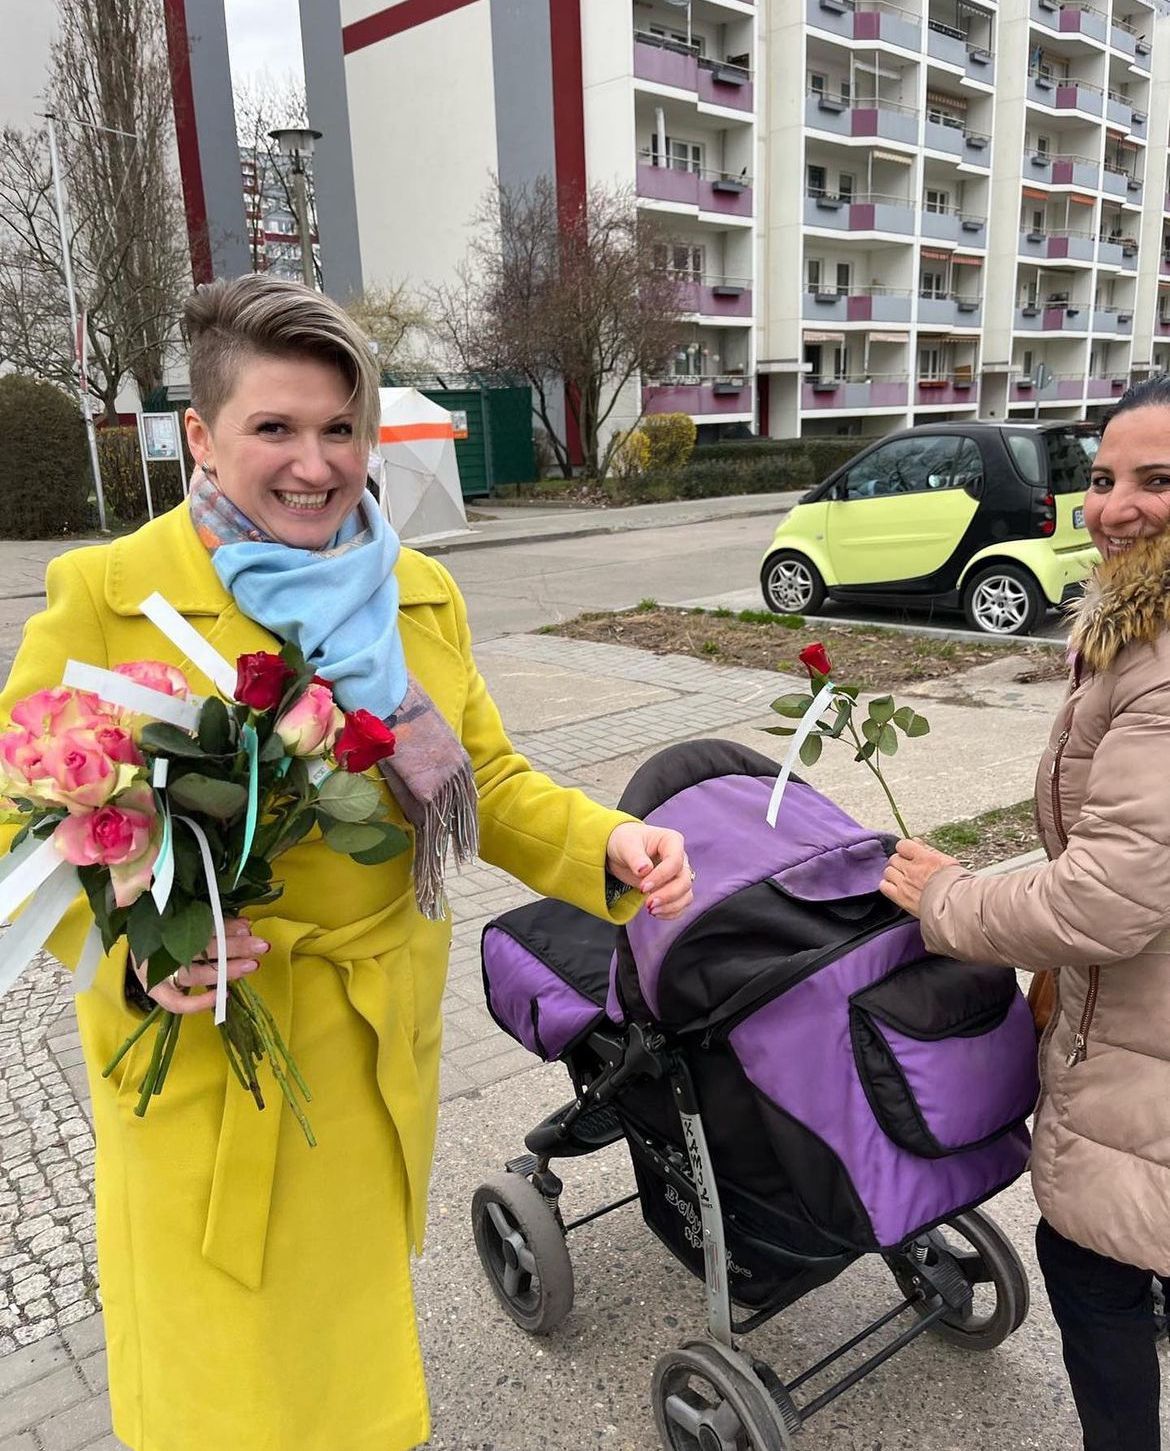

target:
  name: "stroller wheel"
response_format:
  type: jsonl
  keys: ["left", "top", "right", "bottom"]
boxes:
{"left": 889, "top": 1207, "right": 1029, "bottom": 1351}
{"left": 652, "top": 1340, "right": 793, "bottom": 1451}
{"left": 471, "top": 1171, "right": 574, "bottom": 1335}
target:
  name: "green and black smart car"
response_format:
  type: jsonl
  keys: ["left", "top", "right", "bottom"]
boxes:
{"left": 760, "top": 422, "right": 1101, "bottom": 636}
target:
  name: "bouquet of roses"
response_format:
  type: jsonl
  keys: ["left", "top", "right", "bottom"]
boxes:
{"left": 0, "top": 619, "right": 406, "bottom": 1146}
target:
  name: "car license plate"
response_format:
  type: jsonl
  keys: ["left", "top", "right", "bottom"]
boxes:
{"left": 1073, "top": 506, "right": 1085, "bottom": 529}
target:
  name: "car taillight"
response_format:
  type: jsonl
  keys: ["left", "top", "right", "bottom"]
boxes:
{"left": 1037, "top": 491, "right": 1056, "bottom": 536}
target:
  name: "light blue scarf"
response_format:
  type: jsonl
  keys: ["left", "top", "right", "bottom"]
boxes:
{"left": 206, "top": 489, "right": 408, "bottom": 718}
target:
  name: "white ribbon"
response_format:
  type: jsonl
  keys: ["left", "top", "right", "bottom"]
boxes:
{"left": 0, "top": 835, "right": 68, "bottom": 925}
{"left": 175, "top": 815, "right": 228, "bottom": 1024}
{"left": 765, "top": 682, "right": 838, "bottom": 829}
{"left": 0, "top": 858, "right": 82, "bottom": 997}
{"left": 149, "top": 758, "right": 175, "bottom": 914}
{"left": 62, "top": 660, "right": 201, "bottom": 732}
{"left": 74, "top": 920, "right": 104, "bottom": 994}
{"left": 139, "top": 593, "right": 238, "bottom": 699}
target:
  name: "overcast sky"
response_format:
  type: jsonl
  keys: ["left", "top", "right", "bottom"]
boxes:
{"left": 223, "top": 0, "right": 306, "bottom": 86}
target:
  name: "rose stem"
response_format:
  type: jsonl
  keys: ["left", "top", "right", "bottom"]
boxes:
{"left": 133, "top": 1011, "right": 173, "bottom": 1117}
{"left": 152, "top": 1013, "right": 182, "bottom": 1095}
{"left": 102, "top": 1003, "right": 164, "bottom": 1078}
{"left": 236, "top": 980, "right": 312, "bottom": 1102}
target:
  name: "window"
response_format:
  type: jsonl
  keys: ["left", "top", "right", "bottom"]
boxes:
{"left": 1035, "top": 134, "right": 1050, "bottom": 157}
{"left": 647, "top": 24, "right": 704, "bottom": 54}
{"left": 919, "top": 345, "right": 947, "bottom": 378}
{"left": 950, "top": 438, "right": 984, "bottom": 495}
{"left": 655, "top": 243, "right": 704, "bottom": 280}
{"left": 670, "top": 341, "right": 704, "bottom": 378}
{"left": 925, "top": 188, "right": 949, "bottom": 214}
{"left": 806, "top": 258, "right": 823, "bottom": 292}
{"left": 1044, "top": 431, "right": 1098, "bottom": 494}
{"left": 836, "top": 262, "right": 852, "bottom": 294}
{"left": 809, "top": 73, "right": 827, "bottom": 96}
{"left": 840, "top": 78, "right": 852, "bottom": 103}
{"left": 1031, "top": 209, "right": 1045, "bottom": 232}
{"left": 920, "top": 269, "right": 947, "bottom": 299}
{"left": 1021, "top": 349, "right": 1035, "bottom": 377}
{"left": 838, "top": 173, "right": 855, "bottom": 204}
{"left": 841, "top": 435, "right": 962, "bottom": 500}
{"left": 650, "top": 135, "right": 703, "bottom": 173}
{"left": 807, "top": 164, "right": 827, "bottom": 197}
{"left": 830, "top": 344, "right": 848, "bottom": 380}
{"left": 1007, "top": 433, "right": 1042, "bottom": 484}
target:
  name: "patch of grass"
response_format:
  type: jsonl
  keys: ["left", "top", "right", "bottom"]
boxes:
{"left": 925, "top": 800, "right": 1039, "bottom": 871}
{"left": 635, "top": 598, "right": 658, "bottom": 612}
{"left": 701, "top": 640, "right": 720, "bottom": 655}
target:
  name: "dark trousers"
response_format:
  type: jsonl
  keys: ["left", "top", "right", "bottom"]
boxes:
{"left": 1035, "top": 1217, "right": 1162, "bottom": 1451}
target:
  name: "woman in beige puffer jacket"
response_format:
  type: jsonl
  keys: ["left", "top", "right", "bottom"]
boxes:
{"left": 882, "top": 380, "right": 1170, "bottom": 1451}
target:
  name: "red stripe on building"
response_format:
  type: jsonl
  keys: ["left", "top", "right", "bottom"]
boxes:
{"left": 342, "top": 0, "right": 479, "bottom": 53}
{"left": 162, "top": 0, "right": 212, "bottom": 284}
{"left": 549, "top": 0, "right": 587, "bottom": 466}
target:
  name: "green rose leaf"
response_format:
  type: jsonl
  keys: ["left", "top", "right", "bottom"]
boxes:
{"left": 197, "top": 697, "right": 233, "bottom": 756}
{"left": 827, "top": 700, "right": 852, "bottom": 739}
{"left": 855, "top": 741, "right": 878, "bottom": 762}
{"left": 351, "top": 823, "right": 411, "bottom": 866}
{"left": 799, "top": 734, "right": 823, "bottom": 767}
{"left": 892, "top": 706, "right": 915, "bottom": 730}
{"left": 877, "top": 724, "right": 899, "bottom": 756}
{"left": 315, "top": 770, "right": 382, "bottom": 823}
{"left": 167, "top": 773, "right": 250, "bottom": 821}
{"left": 762, "top": 724, "right": 798, "bottom": 737}
{"left": 861, "top": 717, "right": 882, "bottom": 746}
{"left": 770, "top": 692, "right": 814, "bottom": 719}
{"left": 868, "top": 695, "right": 896, "bottom": 725}
{"left": 836, "top": 683, "right": 861, "bottom": 701}
{"left": 144, "top": 945, "right": 180, "bottom": 991}
{"left": 905, "top": 712, "right": 931, "bottom": 738}
{"left": 160, "top": 899, "right": 214, "bottom": 967}
{"left": 259, "top": 731, "right": 288, "bottom": 764}
{"left": 127, "top": 894, "right": 165, "bottom": 966}
{"left": 322, "top": 821, "right": 387, "bottom": 855}
{"left": 139, "top": 722, "right": 203, "bottom": 758}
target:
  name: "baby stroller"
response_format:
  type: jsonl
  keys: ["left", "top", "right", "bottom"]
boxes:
{"left": 473, "top": 740, "right": 1038, "bottom": 1449}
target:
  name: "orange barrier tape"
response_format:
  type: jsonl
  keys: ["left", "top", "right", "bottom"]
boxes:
{"left": 379, "top": 422, "right": 455, "bottom": 443}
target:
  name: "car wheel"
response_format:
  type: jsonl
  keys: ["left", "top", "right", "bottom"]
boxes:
{"left": 760, "top": 552, "right": 826, "bottom": 616}
{"left": 962, "top": 564, "right": 1045, "bottom": 637}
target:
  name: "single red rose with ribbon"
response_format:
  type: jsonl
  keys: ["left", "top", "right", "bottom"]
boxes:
{"left": 335, "top": 709, "right": 397, "bottom": 774}
{"left": 798, "top": 642, "right": 833, "bottom": 679}
{"left": 235, "top": 651, "right": 295, "bottom": 711}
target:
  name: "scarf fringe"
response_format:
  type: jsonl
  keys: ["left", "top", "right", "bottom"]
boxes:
{"left": 412, "top": 763, "right": 480, "bottom": 921}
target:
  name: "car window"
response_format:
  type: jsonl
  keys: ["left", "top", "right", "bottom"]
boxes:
{"left": 1044, "top": 431, "right": 1097, "bottom": 494}
{"left": 841, "top": 436, "right": 961, "bottom": 500}
{"left": 1006, "top": 433, "right": 1043, "bottom": 485}
{"left": 951, "top": 437, "right": 983, "bottom": 495}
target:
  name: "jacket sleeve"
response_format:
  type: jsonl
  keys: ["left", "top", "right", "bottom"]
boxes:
{"left": 0, "top": 550, "right": 115, "bottom": 972}
{"left": 434, "top": 561, "right": 642, "bottom": 924}
{"left": 920, "top": 665, "right": 1170, "bottom": 971}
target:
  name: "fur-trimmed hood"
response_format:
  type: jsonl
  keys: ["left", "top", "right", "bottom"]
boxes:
{"left": 1067, "top": 529, "right": 1170, "bottom": 673}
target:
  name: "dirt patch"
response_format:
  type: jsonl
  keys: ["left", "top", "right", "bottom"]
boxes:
{"left": 544, "top": 606, "right": 1069, "bottom": 692}
{"left": 925, "top": 799, "right": 1040, "bottom": 871}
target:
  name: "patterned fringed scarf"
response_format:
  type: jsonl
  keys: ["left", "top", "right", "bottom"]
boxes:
{"left": 189, "top": 469, "right": 478, "bottom": 919}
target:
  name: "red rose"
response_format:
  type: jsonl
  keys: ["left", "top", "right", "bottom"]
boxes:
{"left": 334, "top": 709, "right": 397, "bottom": 773}
{"left": 235, "top": 651, "right": 295, "bottom": 712}
{"left": 799, "top": 642, "right": 832, "bottom": 679}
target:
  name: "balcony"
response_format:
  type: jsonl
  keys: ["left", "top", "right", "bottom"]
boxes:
{"left": 1010, "top": 374, "right": 1086, "bottom": 402}
{"left": 643, "top": 377, "right": 752, "bottom": 416}
{"left": 1019, "top": 228, "right": 1096, "bottom": 262}
{"left": 804, "top": 190, "right": 916, "bottom": 235}
{"left": 807, "top": 0, "right": 921, "bottom": 51}
{"left": 918, "top": 293, "right": 984, "bottom": 326}
{"left": 1037, "top": 303, "right": 1090, "bottom": 331}
{"left": 1027, "top": 72, "right": 1105, "bottom": 116}
{"left": 926, "top": 20, "right": 996, "bottom": 82}
{"left": 1028, "top": 153, "right": 1100, "bottom": 188}
{"left": 1107, "top": 92, "right": 1147, "bottom": 137}
{"left": 801, "top": 287, "right": 913, "bottom": 323}
{"left": 923, "top": 116, "right": 993, "bottom": 165}
{"left": 1101, "top": 164, "right": 1131, "bottom": 198}
{"left": 1091, "top": 306, "right": 1134, "bottom": 334}
{"left": 915, "top": 374, "right": 980, "bottom": 406}
{"left": 637, "top": 159, "right": 753, "bottom": 218}
{"left": 633, "top": 33, "right": 754, "bottom": 114}
{"left": 1162, "top": 252, "right": 1170, "bottom": 278}
{"left": 805, "top": 92, "right": 918, "bottom": 146}
{"left": 1157, "top": 318, "right": 1170, "bottom": 338}
{"left": 1085, "top": 375, "right": 1128, "bottom": 399}
{"left": 676, "top": 277, "right": 753, "bottom": 318}
{"left": 1110, "top": 18, "right": 1139, "bottom": 57}
{"left": 801, "top": 375, "right": 910, "bottom": 411}
{"left": 921, "top": 206, "right": 987, "bottom": 245}
{"left": 1051, "top": 1, "right": 1110, "bottom": 43}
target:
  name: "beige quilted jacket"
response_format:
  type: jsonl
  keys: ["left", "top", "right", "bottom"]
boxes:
{"left": 921, "top": 530, "right": 1170, "bottom": 1273}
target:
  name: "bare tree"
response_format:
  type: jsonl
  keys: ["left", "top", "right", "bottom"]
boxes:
{"left": 429, "top": 178, "right": 685, "bottom": 478}
{"left": 343, "top": 283, "right": 433, "bottom": 376}
{"left": 0, "top": 0, "right": 189, "bottom": 422}
{"left": 234, "top": 72, "right": 321, "bottom": 287}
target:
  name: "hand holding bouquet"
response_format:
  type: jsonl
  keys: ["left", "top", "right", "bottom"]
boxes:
{"left": 0, "top": 631, "right": 406, "bottom": 1145}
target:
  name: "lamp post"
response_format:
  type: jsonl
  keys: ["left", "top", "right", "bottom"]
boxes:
{"left": 268, "top": 127, "right": 322, "bottom": 289}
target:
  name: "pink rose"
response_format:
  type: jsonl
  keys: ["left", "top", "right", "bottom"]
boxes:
{"left": 0, "top": 727, "right": 47, "bottom": 799}
{"left": 91, "top": 723, "right": 144, "bottom": 767}
{"left": 11, "top": 687, "right": 105, "bottom": 735}
{"left": 113, "top": 661, "right": 190, "bottom": 698}
{"left": 38, "top": 727, "right": 135, "bottom": 813}
{"left": 274, "top": 683, "right": 344, "bottom": 757}
{"left": 54, "top": 784, "right": 160, "bottom": 908}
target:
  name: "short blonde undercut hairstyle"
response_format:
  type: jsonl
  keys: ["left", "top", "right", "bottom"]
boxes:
{"left": 183, "top": 274, "right": 380, "bottom": 452}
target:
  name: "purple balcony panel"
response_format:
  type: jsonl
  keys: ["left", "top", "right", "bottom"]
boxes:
{"left": 1156, "top": 321, "right": 1170, "bottom": 337}
{"left": 915, "top": 380, "right": 980, "bottom": 406}
{"left": 698, "top": 66, "right": 754, "bottom": 112}
{"left": 1058, "top": 378, "right": 1084, "bottom": 400}
{"left": 847, "top": 295, "right": 874, "bottom": 321}
{"left": 1086, "top": 378, "right": 1124, "bottom": 399}
{"left": 678, "top": 280, "right": 753, "bottom": 317}
{"left": 871, "top": 379, "right": 910, "bottom": 407}
{"left": 634, "top": 38, "right": 698, "bottom": 92}
{"left": 1161, "top": 258, "right": 1170, "bottom": 278}
{"left": 643, "top": 382, "right": 751, "bottom": 416}
{"left": 698, "top": 177, "right": 752, "bottom": 216}
{"left": 637, "top": 163, "right": 699, "bottom": 207}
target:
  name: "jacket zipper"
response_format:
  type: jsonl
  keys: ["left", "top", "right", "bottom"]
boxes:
{"left": 1049, "top": 725, "right": 1100, "bottom": 1067}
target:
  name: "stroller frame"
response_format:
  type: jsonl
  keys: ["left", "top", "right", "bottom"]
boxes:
{"left": 474, "top": 1015, "right": 1025, "bottom": 1450}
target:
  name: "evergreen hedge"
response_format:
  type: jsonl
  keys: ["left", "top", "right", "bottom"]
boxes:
{"left": 0, "top": 376, "right": 92, "bottom": 538}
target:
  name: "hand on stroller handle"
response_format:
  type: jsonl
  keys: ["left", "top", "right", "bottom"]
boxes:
{"left": 605, "top": 820, "right": 693, "bottom": 919}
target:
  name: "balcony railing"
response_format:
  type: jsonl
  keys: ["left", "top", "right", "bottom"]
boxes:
{"left": 805, "top": 90, "right": 919, "bottom": 145}
{"left": 804, "top": 189, "right": 917, "bottom": 234}
{"left": 1011, "top": 373, "right": 1090, "bottom": 401}
{"left": 1025, "top": 152, "right": 1101, "bottom": 188}
{"left": 802, "top": 286, "right": 913, "bottom": 322}
{"left": 1028, "top": 71, "right": 1105, "bottom": 115}
{"left": 1106, "top": 91, "right": 1148, "bottom": 134}
{"left": 1050, "top": 1, "right": 1109, "bottom": 42}
{"left": 636, "top": 156, "right": 753, "bottom": 217}
{"left": 926, "top": 19, "right": 996, "bottom": 79}
{"left": 801, "top": 373, "right": 910, "bottom": 410}
{"left": 670, "top": 275, "right": 754, "bottom": 317}
{"left": 1085, "top": 375, "right": 1129, "bottom": 399}
{"left": 643, "top": 377, "right": 752, "bottom": 415}
{"left": 632, "top": 32, "right": 755, "bottom": 113}
{"left": 914, "top": 374, "right": 980, "bottom": 405}
{"left": 808, "top": 0, "right": 922, "bottom": 50}
{"left": 1019, "top": 227, "right": 1097, "bottom": 262}
{"left": 1090, "top": 306, "right": 1134, "bottom": 333}
{"left": 921, "top": 206, "right": 988, "bottom": 243}
{"left": 917, "top": 292, "right": 984, "bottom": 325}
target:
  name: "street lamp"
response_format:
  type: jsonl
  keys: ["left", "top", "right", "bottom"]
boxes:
{"left": 268, "top": 126, "right": 322, "bottom": 290}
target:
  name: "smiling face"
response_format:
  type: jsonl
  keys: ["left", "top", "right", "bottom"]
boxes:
{"left": 1086, "top": 405, "right": 1170, "bottom": 561}
{"left": 184, "top": 351, "right": 370, "bottom": 549}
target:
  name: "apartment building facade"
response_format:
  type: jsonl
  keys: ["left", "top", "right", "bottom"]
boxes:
{"left": 335, "top": 0, "right": 1170, "bottom": 443}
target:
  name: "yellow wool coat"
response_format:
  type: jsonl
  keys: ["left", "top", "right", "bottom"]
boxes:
{"left": 3, "top": 504, "right": 640, "bottom": 1451}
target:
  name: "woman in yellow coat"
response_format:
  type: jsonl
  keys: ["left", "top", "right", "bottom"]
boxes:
{"left": 2, "top": 276, "right": 694, "bottom": 1451}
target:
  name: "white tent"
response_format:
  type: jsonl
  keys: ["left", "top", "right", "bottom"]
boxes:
{"left": 374, "top": 388, "right": 470, "bottom": 543}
